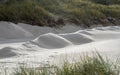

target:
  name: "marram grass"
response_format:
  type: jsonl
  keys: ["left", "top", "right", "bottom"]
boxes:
{"left": 6, "top": 52, "right": 120, "bottom": 75}
{"left": 0, "top": 0, "right": 120, "bottom": 27}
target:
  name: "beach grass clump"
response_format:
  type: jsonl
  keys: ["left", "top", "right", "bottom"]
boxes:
{"left": 12, "top": 53, "right": 120, "bottom": 75}
{"left": 0, "top": 0, "right": 53, "bottom": 26}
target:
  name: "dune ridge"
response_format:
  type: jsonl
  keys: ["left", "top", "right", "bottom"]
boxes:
{"left": 0, "top": 22, "right": 120, "bottom": 70}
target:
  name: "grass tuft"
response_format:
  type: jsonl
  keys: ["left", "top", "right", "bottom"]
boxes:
{"left": 10, "top": 52, "right": 120, "bottom": 75}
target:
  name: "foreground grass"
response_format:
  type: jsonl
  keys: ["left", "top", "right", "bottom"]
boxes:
{"left": 0, "top": 0, "right": 120, "bottom": 27}
{"left": 9, "top": 53, "right": 120, "bottom": 75}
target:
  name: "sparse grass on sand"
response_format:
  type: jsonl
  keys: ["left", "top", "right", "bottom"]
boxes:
{"left": 5, "top": 52, "right": 119, "bottom": 75}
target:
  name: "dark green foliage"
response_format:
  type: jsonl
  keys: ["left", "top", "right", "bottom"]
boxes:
{"left": 0, "top": 0, "right": 120, "bottom": 27}
{"left": 0, "top": 0, "right": 53, "bottom": 26}
{"left": 90, "top": 0, "right": 120, "bottom": 5}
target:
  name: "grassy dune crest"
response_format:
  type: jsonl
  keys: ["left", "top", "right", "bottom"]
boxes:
{"left": 0, "top": 0, "right": 120, "bottom": 27}
{"left": 0, "top": 0, "right": 54, "bottom": 26}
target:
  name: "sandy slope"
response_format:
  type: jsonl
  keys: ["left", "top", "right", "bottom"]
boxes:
{"left": 0, "top": 21, "right": 120, "bottom": 72}
{"left": 0, "top": 22, "right": 34, "bottom": 40}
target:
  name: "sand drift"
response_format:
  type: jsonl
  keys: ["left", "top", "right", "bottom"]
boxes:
{"left": 0, "top": 21, "right": 120, "bottom": 69}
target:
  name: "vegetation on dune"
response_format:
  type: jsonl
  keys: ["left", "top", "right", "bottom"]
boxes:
{"left": 0, "top": 0, "right": 120, "bottom": 27}
{"left": 0, "top": 0, "right": 56, "bottom": 26}
{"left": 5, "top": 53, "right": 119, "bottom": 75}
{"left": 90, "top": 0, "right": 120, "bottom": 5}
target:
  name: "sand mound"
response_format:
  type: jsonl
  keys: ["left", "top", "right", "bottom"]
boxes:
{"left": 0, "top": 22, "right": 120, "bottom": 71}
{"left": 78, "top": 30, "right": 92, "bottom": 35}
{"left": 0, "top": 22, "right": 34, "bottom": 40}
{"left": 31, "top": 33, "right": 71, "bottom": 49}
{"left": 78, "top": 30, "right": 120, "bottom": 41}
{"left": 60, "top": 33, "right": 93, "bottom": 45}
{"left": 0, "top": 47, "right": 17, "bottom": 58}
{"left": 95, "top": 26, "right": 120, "bottom": 31}
{"left": 18, "top": 23, "right": 55, "bottom": 37}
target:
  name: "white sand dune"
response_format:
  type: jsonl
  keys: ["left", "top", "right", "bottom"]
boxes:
{"left": 0, "top": 22, "right": 34, "bottom": 41}
{"left": 78, "top": 30, "right": 120, "bottom": 41}
{"left": 0, "top": 21, "right": 120, "bottom": 72}
{"left": 18, "top": 23, "right": 82, "bottom": 37}
{"left": 32, "top": 33, "right": 72, "bottom": 49}
{"left": 0, "top": 47, "right": 17, "bottom": 58}
{"left": 60, "top": 33, "right": 93, "bottom": 45}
